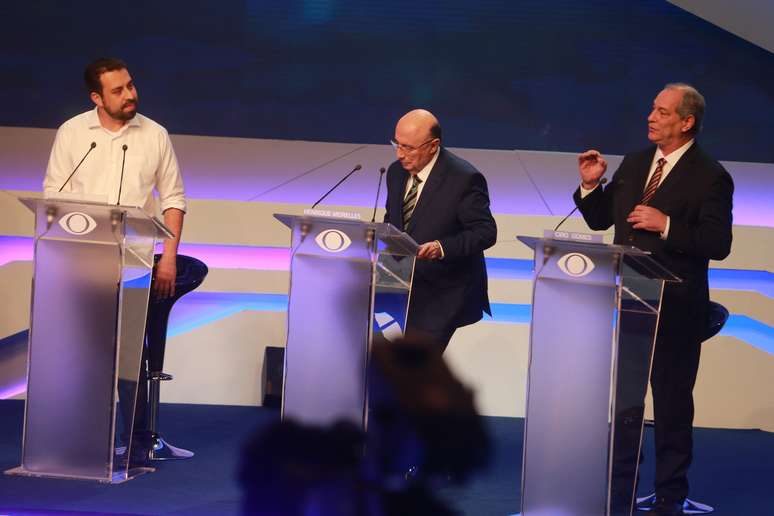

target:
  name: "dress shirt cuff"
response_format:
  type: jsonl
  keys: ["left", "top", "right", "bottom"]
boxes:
{"left": 434, "top": 240, "right": 445, "bottom": 259}
{"left": 579, "top": 183, "right": 599, "bottom": 198}
{"left": 660, "top": 216, "right": 670, "bottom": 240}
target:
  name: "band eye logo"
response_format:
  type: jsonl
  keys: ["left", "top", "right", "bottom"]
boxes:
{"left": 557, "top": 252, "right": 595, "bottom": 277}
{"left": 58, "top": 212, "right": 97, "bottom": 235}
{"left": 315, "top": 229, "right": 352, "bottom": 253}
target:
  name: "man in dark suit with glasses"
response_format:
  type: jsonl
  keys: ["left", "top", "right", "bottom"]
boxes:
{"left": 384, "top": 109, "right": 497, "bottom": 351}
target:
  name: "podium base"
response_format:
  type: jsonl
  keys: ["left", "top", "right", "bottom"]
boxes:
{"left": 4, "top": 465, "right": 155, "bottom": 483}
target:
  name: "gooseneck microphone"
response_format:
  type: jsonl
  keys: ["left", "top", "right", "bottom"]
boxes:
{"left": 370, "top": 167, "right": 386, "bottom": 223}
{"left": 117, "top": 144, "right": 128, "bottom": 205}
{"left": 58, "top": 142, "right": 97, "bottom": 192}
{"left": 310, "top": 164, "right": 362, "bottom": 209}
{"left": 554, "top": 177, "right": 607, "bottom": 232}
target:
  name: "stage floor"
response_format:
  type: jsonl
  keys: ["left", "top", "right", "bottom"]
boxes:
{"left": 0, "top": 400, "right": 772, "bottom": 515}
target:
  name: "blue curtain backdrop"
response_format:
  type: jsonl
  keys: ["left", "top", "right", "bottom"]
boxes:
{"left": 1, "top": 0, "right": 772, "bottom": 162}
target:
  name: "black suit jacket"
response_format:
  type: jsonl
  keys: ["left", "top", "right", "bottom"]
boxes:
{"left": 574, "top": 143, "right": 734, "bottom": 338}
{"left": 384, "top": 148, "right": 497, "bottom": 333}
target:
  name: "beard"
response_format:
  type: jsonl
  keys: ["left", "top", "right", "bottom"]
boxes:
{"left": 104, "top": 100, "right": 138, "bottom": 122}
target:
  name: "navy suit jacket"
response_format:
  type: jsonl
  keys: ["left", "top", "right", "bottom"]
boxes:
{"left": 384, "top": 147, "right": 497, "bottom": 334}
{"left": 574, "top": 143, "right": 734, "bottom": 339}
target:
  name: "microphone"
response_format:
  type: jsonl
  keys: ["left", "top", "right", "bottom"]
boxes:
{"left": 117, "top": 144, "right": 128, "bottom": 205}
{"left": 58, "top": 142, "right": 96, "bottom": 192}
{"left": 370, "top": 167, "right": 386, "bottom": 223}
{"left": 310, "top": 164, "right": 362, "bottom": 209}
{"left": 554, "top": 177, "right": 607, "bottom": 231}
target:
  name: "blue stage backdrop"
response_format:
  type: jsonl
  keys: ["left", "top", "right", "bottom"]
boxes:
{"left": 1, "top": 1, "right": 772, "bottom": 163}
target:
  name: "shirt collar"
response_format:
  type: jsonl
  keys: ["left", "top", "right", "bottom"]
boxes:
{"left": 86, "top": 107, "right": 101, "bottom": 128}
{"left": 86, "top": 106, "right": 142, "bottom": 130}
{"left": 657, "top": 138, "right": 694, "bottom": 166}
{"left": 414, "top": 148, "right": 440, "bottom": 183}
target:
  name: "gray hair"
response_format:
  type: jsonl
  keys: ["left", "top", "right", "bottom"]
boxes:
{"left": 664, "top": 82, "right": 705, "bottom": 135}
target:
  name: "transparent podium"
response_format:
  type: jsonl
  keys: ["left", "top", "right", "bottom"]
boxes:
{"left": 5, "top": 197, "right": 172, "bottom": 483}
{"left": 518, "top": 234, "right": 680, "bottom": 516}
{"left": 275, "top": 214, "right": 418, "bottom": 429}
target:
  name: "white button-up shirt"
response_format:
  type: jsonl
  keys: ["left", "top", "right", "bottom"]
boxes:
{"left": 403, "top": 148, "right": 440, "bottom": 201}
{"left": 43, "top": 108, "right": 186, "bottom": 215}
{"left": 644, "top": 138, "right": 694, "bottom": 191}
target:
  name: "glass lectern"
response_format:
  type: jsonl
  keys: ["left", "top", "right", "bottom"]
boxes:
{"left": 274, "top": 214, "right": 418, "bottom": 429}
{"left": 518, "top": 235, "right": 680, "bottom": 516}
{"left": 6, "top": 197, "right": 172, "bottom": 483}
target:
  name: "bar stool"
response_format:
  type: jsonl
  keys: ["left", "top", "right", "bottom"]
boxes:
{"left": 143, "top": 254, "right": 208, "bottom": 460}
{"left": 703, "top": 300, "right": 729, "bottom": 341}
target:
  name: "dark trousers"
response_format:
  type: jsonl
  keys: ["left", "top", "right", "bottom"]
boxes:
{"left": 133, "top": 342, "right": 150, "bottom": 435}
{"left": 404, "top": 324, "right": 456, "bottom": 353}
{"left": 650, "top": 329, "right": 703, "bottom": 502}
{"left": 117, "top": 345, "right": 150, "bottom": 444}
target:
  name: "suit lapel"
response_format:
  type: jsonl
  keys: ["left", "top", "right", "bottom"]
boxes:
{"left": 405, "top": 149, "right": 445, "bottom": 235}
{"left": 647, "top": 143, "right": 698, "bottom": 204}
{"left": 627, "top": 149, "right": 654, "bottom": 209}
{"left": 391, "top": 168, "right": 409, "bottom": 231}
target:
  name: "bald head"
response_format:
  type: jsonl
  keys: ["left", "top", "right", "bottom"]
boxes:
{"left": 397, "top": 109, "right": 441, "bottom": 140}
{"left": 393, "top": 109, "right": 442, "bottom": 174}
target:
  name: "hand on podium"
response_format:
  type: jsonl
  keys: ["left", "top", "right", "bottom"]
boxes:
{"left": 153, "top": 254, "right": 177, "bottom": 298}
{"left": 416, "top": 240, "right": 443, "bottom": 260}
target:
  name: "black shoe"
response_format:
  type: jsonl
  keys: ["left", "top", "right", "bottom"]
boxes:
{"left": 129, "top": 445, "right": 150, "bottom": 468}
{"left": 128, "top": 433, "right": 153, "bottom": 468}
{"left": 404, "top": 464, "right": 421, "bottom": 482}
{"left": 652, "top": 497, "right": 683, "bottom": 515}
{"left": 404, "top": 465, "right": 455, "bottom": 488}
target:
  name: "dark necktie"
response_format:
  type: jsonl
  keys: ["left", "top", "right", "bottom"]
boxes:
{"left": 641, "top": 158, "right": 667, "bottom": 205}
{"left": 402, "top": 175, "right": 422, "bottom": 229}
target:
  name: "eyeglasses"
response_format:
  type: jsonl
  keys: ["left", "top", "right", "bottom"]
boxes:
{"left": 390, "top": 138, "right": 437, "bottom": 153}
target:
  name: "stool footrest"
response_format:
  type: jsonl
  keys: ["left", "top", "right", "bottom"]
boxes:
{"left": 149, "top": 435, "right": 194, "bottom": 461}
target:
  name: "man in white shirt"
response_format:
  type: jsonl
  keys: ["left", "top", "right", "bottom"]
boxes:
{"left": 43, "top": 58, "right": 189, "bottom": 465}
{"left": 43, "top": 57, "right": 186, "bottom": 299}
{"left": 573, "top": 84, "right": 734, "bottom": 516}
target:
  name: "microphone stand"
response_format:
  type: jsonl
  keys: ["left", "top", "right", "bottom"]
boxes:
{"left": 310, "top": 164, "right": 362, "bottom": 210}
{"left": 554, "top": 178, "right": 607, "bottom": 231}
{"left": 58, "top": 142, "right": 97, "bottom": 192}
{"left": 117, "top": 144, "right": 128, "bottom": 205}
{"left": 370, "top": 167, "right": 386, "bottom": 223}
